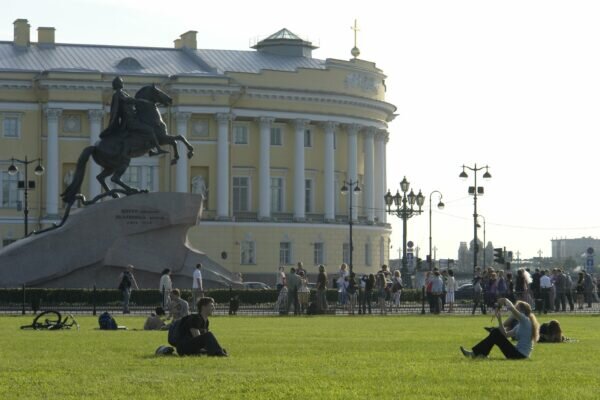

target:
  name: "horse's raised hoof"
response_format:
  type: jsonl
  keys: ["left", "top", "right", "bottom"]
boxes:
{"left": 187, "top": 151, "right": 194, "bottom": 159}
{"left": 111, "top": 192, "right": 120, "bottom": 199}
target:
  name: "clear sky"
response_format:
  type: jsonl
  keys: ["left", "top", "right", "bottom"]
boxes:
{"left": 3, "top": 0, "right": 600, "bottom": 263}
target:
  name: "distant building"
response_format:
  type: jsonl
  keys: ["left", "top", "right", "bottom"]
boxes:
{"left": 551, "top": 237, "right": 600, "bottom": 261}
{"left": 457, "top": 240, "right": 494, "bottom": 272}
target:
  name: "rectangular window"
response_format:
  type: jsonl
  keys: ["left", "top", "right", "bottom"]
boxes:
{"left": 233, "top": 177, "right": 250, "bottom": 212}
{"left": 342, "top": 243, "right": 350, "bottom": 265}
{"left": 270, "top": 177, "right": 284, "bottom": 213}
{"left": 2, "top": 114, "right": 20, "bottom": 138}
{"left": 270, "top": 127, "right": 283, "bottom": 146}
{"left": 313, "top": 242, "right": 324, "bottom": 265}
{"left": 365, "top": 242, "right": 372, "bottom": 266}
{"left": 241, "top": 241, "right": 256, "bottom": 264}
{"left": 304, "top": 129, "right": 312, "bottom": 147}
{"left": 280, "top": 242, "right": 291, "bottom": 265}
{"left": 1, "top": 171, "right": 19, "bottom": 208}
{"left": 305, "top": 179, "right": 313, "bottom": 213}
{"left": 233, "top": 124, "right": 249, "bottom": 144}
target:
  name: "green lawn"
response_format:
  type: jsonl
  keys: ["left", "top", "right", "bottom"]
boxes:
{"left": 1, "top": 313, "right": 598, "bottom": 399}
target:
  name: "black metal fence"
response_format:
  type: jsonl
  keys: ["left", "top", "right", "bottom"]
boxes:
{"left": 1, "top": 286, "right": 598, "bottom": 316}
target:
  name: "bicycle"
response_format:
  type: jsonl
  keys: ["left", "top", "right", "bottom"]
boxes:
{"left": 20, "top": 310, "right": 80, "bottom": 330}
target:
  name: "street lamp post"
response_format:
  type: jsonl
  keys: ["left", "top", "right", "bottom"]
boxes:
{"left": 6, "top": 156, "right": 45, "bottom": 237}
{"left": 459, "top": 164, "right": 491, "bottom": 275}
{"left": 340, "top": 180, "right": 360, "bottom": 275}
{"left": 477, "top": 215, "right": 486, "bottom": 268}
{"left": 384, "top": 176, "right": 425, "bottom": 286}
{"left": 428, "top": 190, "right": 445, "bottom": 270}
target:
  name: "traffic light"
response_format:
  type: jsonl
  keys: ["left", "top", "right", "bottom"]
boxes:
{"left": 493, "top": 248, "right": 505, "bottom": 264}
{"left": 416, "top": 257, "right": 423, "bottom": 270}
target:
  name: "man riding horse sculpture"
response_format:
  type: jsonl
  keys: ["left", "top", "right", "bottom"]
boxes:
{"left": 39, "top": 77, "right": 194, "bottom": 234}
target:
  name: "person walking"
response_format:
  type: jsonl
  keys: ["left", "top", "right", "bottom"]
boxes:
{"left": 118, "top": 264, "right": 139, "bottom": 314}
{"left": 192, "top": 263, "right": 204, "bottom": 312}
{"left": 540, "top": 270, "right": 553, "bottom": 314}
{"left": 576, "top": 272, "right": 585, "bottom": 310}
{"left": 316, "top": 264, "right": 328, "bottom": 314}
{"left": 389, "top": 270, "right": 403, "bottom": 313}
{"left": 159, "top": 268, "right": 172, "bottom": 309}
{"left": 286, "top": 267, "right": 301, "bottom": 315}
{"left": 445, "top": 269, "right": 457, "bottom": 313}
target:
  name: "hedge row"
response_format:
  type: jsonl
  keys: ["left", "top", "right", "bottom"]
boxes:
{"left": 0, "top": 288, "right": 425, "bottom": 308}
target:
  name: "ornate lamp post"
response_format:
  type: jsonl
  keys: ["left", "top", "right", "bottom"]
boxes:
{"left": 459, "top": 164, "right": 491, "bottom": 275}
{"left": 428, "top": 191, "right": 445, "bottom": 270}
{"left": 384, "top": 176, "right": 425, "bottom": 285}
{"left": 6, "top": 157, "right": 45, "bottom": 237}
{"left": 341, "top": 180, "right": 360, "bottom": 275}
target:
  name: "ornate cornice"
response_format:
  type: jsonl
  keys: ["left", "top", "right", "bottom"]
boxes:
{"left": 0, "top": 80, "right": 33, "bottom": 90}
{"left": 168, "top": 83, "right": 242, "bottom": 96}
{"left": 174, "top": 112, "right": 192, "bottom": 123}
{"left": 44, "top": 108, "right": 63, "bottom": 120}
{"left": 321, "top": 121, "right": 339, "bottom": 133}
{"left": 245, "top": 87, "right": 396, "bottom": 116}
{"left": 37, "top": 79, "right": 110, "bottom": 91}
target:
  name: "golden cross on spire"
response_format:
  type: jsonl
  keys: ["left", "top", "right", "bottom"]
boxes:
{"left": 350, "top": 19, "right": 360, "bottom": 59}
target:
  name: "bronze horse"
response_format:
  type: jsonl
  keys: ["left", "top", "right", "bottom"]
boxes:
{"left": 61, "top": 84, "right": 193, "bottom": 206}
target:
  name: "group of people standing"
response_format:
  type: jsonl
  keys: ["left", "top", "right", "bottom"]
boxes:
{"left": 277, "top": 263, "right": 404, "bottom": 315}
{"left": 118, "top": 263, "right": 204, "bottom": 315}
{"left": 424, "top": 268, "right": 457, "bottom": 314}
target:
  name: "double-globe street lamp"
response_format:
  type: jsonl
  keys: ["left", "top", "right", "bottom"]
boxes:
{"left": 6, "top": 156, "right": 45, "bottom": 237}
{"left": 340, "top": 180, "right": 360, "bottom": 275}
{"left": 459, "top": 164, "right": 491, "bottom": 275}
{"left": 384, "top": 177, "right": 425, "bottom": 285}
{"left": 428, "top": 191, "right": 445, "bottom": 270}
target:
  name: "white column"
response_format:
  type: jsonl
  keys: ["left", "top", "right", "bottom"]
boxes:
{"left": 174, "top": 112, "right": 191, "bottom": 193}
{"left": 383, "top": 132, "right": 389, "bottom": 223}
{"left": 258, "top": 117, "right": 274, "bottom": 220}
{"left": 364, "top": 127, "right": 375, "bottom": 223}
{"left": 45, "top": 108, "right": 62, "bottom": 216}
{"left": 216, "top": 113, "right": 231, "bottom": 219}
{"left": 347, "top": 123, "right": 359, "bottom": 221}
{"left": 323, "top": 121, "right": 337, "bottom": 221}
{"left": 293, "top": 119, "right": 308, "bottom": 221}
{"left": 88, "top": 109, "right": 103, "bottom": 199}
{"left": 374, "top": 130, "right": 386, "bottom": 224}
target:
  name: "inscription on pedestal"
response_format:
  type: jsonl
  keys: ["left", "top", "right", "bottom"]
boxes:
{"left": 116, "top": 208, "right": 167, "bottom": 226}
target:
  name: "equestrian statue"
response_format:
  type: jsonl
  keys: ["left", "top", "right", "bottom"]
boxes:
{"left": 37, "top": 77, "right": 194, "bottom": 234}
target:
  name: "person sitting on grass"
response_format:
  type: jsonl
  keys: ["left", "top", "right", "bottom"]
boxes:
{"left": 176, "top": 297, "right": 228, "bottom": 357}
{"left": 144, "top": 307, "right": 166, "bottom": 330}
{"left": 167, "top": 289, "right": 189, "bottom": 323}
{"left": 460, "top": 297, "right": 539, "bottom": 359}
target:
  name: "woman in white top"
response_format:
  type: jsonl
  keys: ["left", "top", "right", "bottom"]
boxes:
{"left": 446, "top": 269, "right": 457, "bottom": 313}
{"left": 298, "top": 271, "right": 310, "bottom": 313}
{"left": 159, "top": 268, "right": 172, "bottom": 308}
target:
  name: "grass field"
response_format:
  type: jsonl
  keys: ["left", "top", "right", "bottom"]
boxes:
{"left": 1, "top": 313, "right": 598, "bottom": 399}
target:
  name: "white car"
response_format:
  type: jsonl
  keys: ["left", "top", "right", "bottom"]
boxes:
{"left": 242, "top": 282, "right": 271, "bottom": 290}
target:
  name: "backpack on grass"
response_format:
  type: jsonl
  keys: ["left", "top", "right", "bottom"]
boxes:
{"left": 167, "top": 316, "right": 189, "bottom": 346}
{"left": 98, "top": 312, "right": 118, "bottom": 330}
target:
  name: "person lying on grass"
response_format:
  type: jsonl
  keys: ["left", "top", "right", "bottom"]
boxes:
{"left": 461, "top": 298, "right": 539, "bottom": 359}
{"left": 176, "top": 297, "right": 228, "bottom": 357}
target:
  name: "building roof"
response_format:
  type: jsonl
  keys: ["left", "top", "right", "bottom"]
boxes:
{"left": 195, "top": 49, "right": 326, "bottom": 74}
{"left": 0, "top": 42, "right": 210, "bottom": 75}
{"left": 0, "top": 41, "right": 326, "bottom": 76}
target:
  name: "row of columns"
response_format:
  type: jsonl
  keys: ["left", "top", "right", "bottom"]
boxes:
{"left": 43, "top": 108, "right": 387, "bottom": 225}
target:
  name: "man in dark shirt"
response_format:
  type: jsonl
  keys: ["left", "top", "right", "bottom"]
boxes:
{"left": 176, "top": 297, "right": 227, "bottom": 357}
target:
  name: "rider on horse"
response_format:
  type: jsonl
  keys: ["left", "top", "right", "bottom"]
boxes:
{"left": 100, "top": 76, "right": 168, "bottom": 157}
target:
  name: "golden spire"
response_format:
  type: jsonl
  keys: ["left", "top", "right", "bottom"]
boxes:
{"left": 351, "top": 19, "right": 360, "bottom": 59}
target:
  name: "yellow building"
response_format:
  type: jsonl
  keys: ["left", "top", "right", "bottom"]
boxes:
{"left": 0, "top": 19, "right": 395, "bottom": 283}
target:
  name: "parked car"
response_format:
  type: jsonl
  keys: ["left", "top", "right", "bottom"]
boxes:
{"left": 455, "top": 283, "right": 474, "bottom": 300}
{"left": 242, "top": 282, "right": 271, "bottom": 290}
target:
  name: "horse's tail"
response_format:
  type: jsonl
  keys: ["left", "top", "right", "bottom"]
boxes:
{"left": 61, "top": 146, "right": 94, "bottom": 204}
